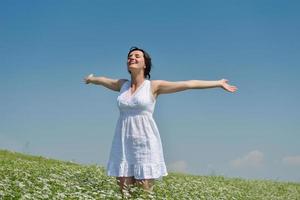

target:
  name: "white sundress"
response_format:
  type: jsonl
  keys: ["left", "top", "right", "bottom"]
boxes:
{"left": 106, "top": 79, "right": 168, "bottom": 180}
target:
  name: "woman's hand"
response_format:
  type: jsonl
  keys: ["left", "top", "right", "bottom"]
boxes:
{"left": 219, "top": 79, "right": 238, "bottom": 92}
{"left": 84, "top": 74, "right": 94, "bottom": 84}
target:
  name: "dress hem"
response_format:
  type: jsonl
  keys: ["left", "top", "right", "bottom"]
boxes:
{"left": 106, "top": 161, "right": 168, "bottom": 180}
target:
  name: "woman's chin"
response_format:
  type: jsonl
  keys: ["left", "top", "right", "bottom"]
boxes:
{"left": 128, "top": 66, "right": 139, "bottom": 71}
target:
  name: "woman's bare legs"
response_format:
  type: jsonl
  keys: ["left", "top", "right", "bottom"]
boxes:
{"left": 116, "top": 176, "right": 155, "bottom": 197}
{"left": 134, "top": 178, "right": 155, "bottom": 192}
{"left": 116, "top": 176, "right": 135, "bottom": 197}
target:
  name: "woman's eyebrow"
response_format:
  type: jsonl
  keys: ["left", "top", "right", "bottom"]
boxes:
{"left": 128, "top": 53, "right": 141, "bottom": 57}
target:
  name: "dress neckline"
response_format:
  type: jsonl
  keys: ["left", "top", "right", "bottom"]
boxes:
{"left": 128, "top": 79, "right": 147, "bottom": 97}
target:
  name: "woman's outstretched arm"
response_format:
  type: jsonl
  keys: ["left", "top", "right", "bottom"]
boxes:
{"left": 84, "top": 74, "right": 127, "bottom": 92}
{"left": 152, "top": 79, "right": 237, "bottom": 96}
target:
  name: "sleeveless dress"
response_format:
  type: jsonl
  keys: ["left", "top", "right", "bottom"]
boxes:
{"left": 106, "top": 79, "right": 168, "bottom": 180}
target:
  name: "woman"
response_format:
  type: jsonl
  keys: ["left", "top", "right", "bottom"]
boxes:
{"left": 84, "top": 46, "right": 237, "bottom": 196}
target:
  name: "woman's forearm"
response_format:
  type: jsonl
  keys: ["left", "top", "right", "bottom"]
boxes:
{"left": 88, "top": 76, "right": 106, "bottom": 85}
{"left": 187, "top": 80, "right": 222, "bottom": 89}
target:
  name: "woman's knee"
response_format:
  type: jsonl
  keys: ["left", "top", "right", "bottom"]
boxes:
{"left": 116, "top": 176, "right": 135, "bottom": 188}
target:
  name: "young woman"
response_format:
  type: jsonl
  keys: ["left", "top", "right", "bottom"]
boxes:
{"left": 84, "top": 47, "right": 237, "bottom": 196}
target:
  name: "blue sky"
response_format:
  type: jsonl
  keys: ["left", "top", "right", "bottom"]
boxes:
{"left": 1, "top": 0, "right": 300, "bottom": 182}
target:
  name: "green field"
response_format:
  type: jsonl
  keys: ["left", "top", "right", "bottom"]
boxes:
{"left": 0, "top": 149, "right": 299, "bottom": 199}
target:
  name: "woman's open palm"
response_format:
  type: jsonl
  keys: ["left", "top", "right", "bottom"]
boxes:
{"left": 220, "top": 79, "right": 238, "bottom": 93}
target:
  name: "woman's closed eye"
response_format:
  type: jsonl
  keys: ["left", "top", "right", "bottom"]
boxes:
{"left": 128, "top": 54, "right": 141, "bottom": 59}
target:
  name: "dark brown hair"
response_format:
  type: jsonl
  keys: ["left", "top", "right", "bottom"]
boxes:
{"left": 127, "top": 46, "right": 152, "bottom": 79}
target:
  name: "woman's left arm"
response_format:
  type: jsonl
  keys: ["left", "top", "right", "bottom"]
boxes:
{"left": 152, "top": 79, "right": 237, "bottom": 96}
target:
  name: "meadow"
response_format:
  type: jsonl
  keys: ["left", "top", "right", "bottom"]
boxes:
{"left": 0, "top": 149, "right": 299, "bottom": 199}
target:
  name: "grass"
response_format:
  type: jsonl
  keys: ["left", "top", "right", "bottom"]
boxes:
{"left": 0, "top": 149, "right": 299, "bottom": 199}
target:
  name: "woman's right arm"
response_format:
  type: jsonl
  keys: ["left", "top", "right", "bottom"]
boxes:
{"left": 84, "top": 75, "right": 127, "bottom": 92}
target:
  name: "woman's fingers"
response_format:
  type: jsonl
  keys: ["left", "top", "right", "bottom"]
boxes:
{"left": 228, "top": 85, "right": 237, "bottom": 92}
{"left": 84, "top": 74, "right": 94, "bottom": 84}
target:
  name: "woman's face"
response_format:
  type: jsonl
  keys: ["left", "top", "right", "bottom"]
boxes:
{"left": 127, "top": 50, "right": 145, "bottom": 72}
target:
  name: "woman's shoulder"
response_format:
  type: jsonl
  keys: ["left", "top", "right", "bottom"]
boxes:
{"left": 119, "top": 78, "right": 129, "bottom": 83}
{"left": 149, "top": 79, "right": 161, "bottom": 84}
{"left": 149, "top": 79, "right": 164, "bottom": 86}
{"left": 116, "top": 79, "right": 129, "bottom": 91}
{"left": 149, "top": 80, "right": 163, "bottom": 92}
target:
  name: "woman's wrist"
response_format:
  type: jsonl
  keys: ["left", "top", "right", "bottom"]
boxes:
{"left": 218, "top": 80, "right": 223, "bottom": 88}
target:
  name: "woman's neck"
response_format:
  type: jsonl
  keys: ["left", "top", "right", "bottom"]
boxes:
{"left": 130, "top": 73, "right": 145, "bottom": 85}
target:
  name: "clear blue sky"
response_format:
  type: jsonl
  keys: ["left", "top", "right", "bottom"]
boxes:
{"left": 1, "top": 0, "right": 299, "bottom": 182}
